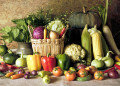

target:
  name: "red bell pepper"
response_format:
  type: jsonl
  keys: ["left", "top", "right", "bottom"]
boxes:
{"left": 41, "top": 54, "right": 56, "bottom": 72}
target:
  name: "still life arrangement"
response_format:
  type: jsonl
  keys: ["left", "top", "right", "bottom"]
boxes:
{"left": 0, "top": 0, "right": 120, "bottom": 84}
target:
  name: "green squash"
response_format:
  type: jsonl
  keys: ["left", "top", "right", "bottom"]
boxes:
{"left": 69, "top": 7, "right": 102, "bottom": 29}
{"left": 0, "top": 39, "right": 8, "bottom": 56}
{"left": 0, "top": 45, "right": 8, "bottom": 56}
{"left": 3, "top": 53, "right": 18, "bottom": 65}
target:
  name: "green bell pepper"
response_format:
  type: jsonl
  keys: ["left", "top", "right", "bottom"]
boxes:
{"left": 56, "top": 54, "right": 70, "bottom": 70}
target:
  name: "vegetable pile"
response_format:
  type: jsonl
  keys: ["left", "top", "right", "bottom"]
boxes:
{"left": 0, "top": 0, "right": 120, "bottom": 85}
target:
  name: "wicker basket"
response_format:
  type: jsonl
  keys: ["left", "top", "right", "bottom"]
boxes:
{"left": 28, "top": 25, "right": 68, "bottom": 57}
{"left": 31, "top": 39, "right": 64, "bottom": 56}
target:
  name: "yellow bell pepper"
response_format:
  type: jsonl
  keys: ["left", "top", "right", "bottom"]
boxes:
{"left": 27, "top": 53, "right": 41, "bottom": 71}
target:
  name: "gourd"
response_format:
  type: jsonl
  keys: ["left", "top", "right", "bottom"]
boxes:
{"left": 69, "top": 7, "right": 102, "bottom": 29}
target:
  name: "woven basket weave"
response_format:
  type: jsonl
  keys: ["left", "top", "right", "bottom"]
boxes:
{"left": 28, "top": 25, "right": 68, "bottom": 57}
{"left": 31, "top": 39, "right": 64, "bottom": 56}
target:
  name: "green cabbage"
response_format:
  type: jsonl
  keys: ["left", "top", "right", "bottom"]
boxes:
{"left": 47, "top": 19, "right": 65, "bottom": 34}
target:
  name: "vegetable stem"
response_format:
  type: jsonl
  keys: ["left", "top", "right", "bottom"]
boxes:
{"left": 104, "top": 0, "right": 108, "bottom": 25}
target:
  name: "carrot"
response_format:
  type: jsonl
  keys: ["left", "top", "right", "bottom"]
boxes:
{"left": 5, "top": 72, "right": 14, "bottom": 78}
{"left": 10, "top": 73, "right": 24, "bottom": 80}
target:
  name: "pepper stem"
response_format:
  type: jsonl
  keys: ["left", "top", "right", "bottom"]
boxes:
{"left": 47, "top": 53, "right": 51, "bottom": 57}
{"left": 33, "top": 52, "right": 39, "bottom": 55}
{"left": 106, "top": 51, "right": 114, "bottom": 57}
{"left": 21, "top": 51, "right": 23, "bottom": 58}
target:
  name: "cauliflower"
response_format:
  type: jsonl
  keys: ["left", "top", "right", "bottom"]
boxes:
{"left": 64, "top": 44, "right": 85, "bottom": 61}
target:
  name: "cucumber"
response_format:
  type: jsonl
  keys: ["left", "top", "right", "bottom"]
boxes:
{"left": 76, "top": 74, "right": 92, "bottom": 81}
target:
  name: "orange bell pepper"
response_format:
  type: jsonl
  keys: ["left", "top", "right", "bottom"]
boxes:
{"left": 27, "top": 53, "right": 41, "bottom": 71}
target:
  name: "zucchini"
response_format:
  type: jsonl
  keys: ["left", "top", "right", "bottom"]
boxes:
{"left": 76, "top": 74, "right": 92, "bottom": 81}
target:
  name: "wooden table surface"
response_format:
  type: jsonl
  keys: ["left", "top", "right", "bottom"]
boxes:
{"left": 0, "top": 71, "right": 120, "bottom": 86}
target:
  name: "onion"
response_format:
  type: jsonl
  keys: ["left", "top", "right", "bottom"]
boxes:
{"left": 25, "top": 71, "right": 30, "bottom": 75}
{"left": 108, "top": 70, "right": 119, "bottom": 79}
{"left": 9, "top": 69, "right": 14, "bottom": 72}
{"left": 77, "top": 64, "right": 86, "bottom": 70}
{"left": 33, "top": 26, "right": 44, "bottom": 39}
{"left": 31, "top": 70, "right": 37, "bottom": 76}
{"left": 0, "top": 64, "right": 9, "bottom": 72}
{"left": 24, "top": 74, "right": 30, "bottom": 79}
{"left": 49, "top": 31, "right": 59, "bottom": 39}
{"left": 18, "top": 69, "right": 25, "bottom": 74}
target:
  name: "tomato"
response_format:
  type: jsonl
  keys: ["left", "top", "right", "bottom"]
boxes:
{"left": 52, "top": 66, "right": 63, "bottom": 76}
{"left": 94, "top": 71, "right": 104, "bottom": 80}
{"left": 77, "top": 68, "right": 88, "bottom": 77}
{"left": 85, "top": 66, "right": 97, "bottom": 74}
{"left": 65, "top": 71, "right": 76, "bottom": 81}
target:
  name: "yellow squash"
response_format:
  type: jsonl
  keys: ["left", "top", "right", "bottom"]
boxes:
{"left": 27, "top": 53, "right": 41, "bottom": 71}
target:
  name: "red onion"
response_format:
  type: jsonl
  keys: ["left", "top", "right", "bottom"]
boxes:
{"left": 33, "top": 26, "right": 44, "bottom": 39}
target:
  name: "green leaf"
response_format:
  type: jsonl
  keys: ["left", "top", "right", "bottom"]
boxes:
{"left": 1, "top": 36, "right": 13, "bottom": 43}
{"left": 12, "top": 19, "right": 25, "bottom": 26}
{"left": 12, "top": 29, "right": 20, "bottom": 39}
{"left": 0, "top": 26, "right": 11, "bottom": 33}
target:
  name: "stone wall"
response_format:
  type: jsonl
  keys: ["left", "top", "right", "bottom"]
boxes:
{"left": 0, "top": 0, "right": 119, "bottom": 48}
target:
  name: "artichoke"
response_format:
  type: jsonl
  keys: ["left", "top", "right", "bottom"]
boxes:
{"left": 64, "top": 44, "right": 85, "bottom": 61}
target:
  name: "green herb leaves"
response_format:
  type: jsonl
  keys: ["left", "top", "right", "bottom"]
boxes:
{"left": 0, "top": 9, "right": 53, "bottom": 43}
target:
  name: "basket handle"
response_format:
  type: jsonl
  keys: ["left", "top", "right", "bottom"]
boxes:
{"left": 62, "top": 24, "right": 69, "bottom": 40}
{"left": 28, "top": 25, "right": 34, "bottom": 39}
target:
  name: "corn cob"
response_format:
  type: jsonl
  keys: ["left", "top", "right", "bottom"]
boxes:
{"left": 81, "top": 24, "right": 92, "bottom": 65}
{"left": 88, "top": 25, "right": 103, "bottom": 59}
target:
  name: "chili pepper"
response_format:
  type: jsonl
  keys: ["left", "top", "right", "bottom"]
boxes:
{"left": 38, "top": 71, "right": 51, "bottom": 78}
{"left": 103, "top": 66, "right": 115, "bottom": 73}
{"left": 0, "top": 71, "right": 5, "bottom": 77}
{"left": 115, "top": 64, "right": 120, "bottom": 70}
{"left": 5, "top": 72, "right": 14, "bottom": 78}
{"left": 44, "top": 28, "right": 47, "bottom": 39}
{"left": 41, "top": 53, "right": 56, "bottom": 72}
{"left": 60, "top": 28, "right": 66, "bottom": 38}
{"left": 42, "top": 75, "right": 51, "bottom": 84}
{"left": 1, "top": 62, "right": 18, "bottom": 69}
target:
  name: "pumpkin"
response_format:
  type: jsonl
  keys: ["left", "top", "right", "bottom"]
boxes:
{"left": 69, "top": 7, "right": 102, "bottom": 29}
